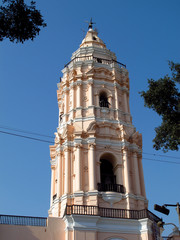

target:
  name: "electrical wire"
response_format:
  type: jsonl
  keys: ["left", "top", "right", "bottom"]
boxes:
{"left": 0, "top": 130, "right": 54, "bottom": 144}
{"left": 0, "top": 126, "right": 180, "bottom": 164}
{"left": 143, "top": 152, "right": 180, "bottom": 160}
{"left": 142, "top": 157, "right": 180, "bottom": 165}
{"left": 0, "top": 125, "right": 54, "bottom": 139}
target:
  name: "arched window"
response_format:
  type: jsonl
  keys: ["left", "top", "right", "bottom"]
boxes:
{"left": 99, "top": 92, "right": 109, "bottom": 108}
{"left": 97, "top": 153, "right": 125, "bottom": 194}
{"left": 100, "top": 159, "right": 116, "bottom": 185}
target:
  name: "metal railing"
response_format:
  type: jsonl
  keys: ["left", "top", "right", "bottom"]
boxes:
{"left": 99, "top": 100, "right": 110, "bottom": 108}
{"left": 97, "top": 183, "right": 125, "bottom": 193}
{"left": 64, "top": 56, "right": 126, "bottom": 68}
{"left": 0, "top": 214, "right": 47, "bottom": 227}
{"left": 65, "top": 205, "right": 161, "bottom": 223}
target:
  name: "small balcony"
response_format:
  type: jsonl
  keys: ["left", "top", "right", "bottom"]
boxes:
{"left": 97, "top": 183, "right": 125, "bottom": 194}
{"left": 65, "top": 205, "right": 161, "bottom": 223}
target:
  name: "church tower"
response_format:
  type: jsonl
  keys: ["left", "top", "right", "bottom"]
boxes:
{"left": 49, "top": 23, "right": 160, "bottom": 240}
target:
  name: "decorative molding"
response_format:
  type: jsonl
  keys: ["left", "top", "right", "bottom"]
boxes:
{"left": 101, "top": 192, "right": 123, "bottom": 206}
{"left": 50, "top": 159, "right": 57, "bottom": 166}
{"left": 84, "top": 166, "right": 88, "bottom": 172}
{"left": 63, "top": 215, "right": 151, "bottom": 235}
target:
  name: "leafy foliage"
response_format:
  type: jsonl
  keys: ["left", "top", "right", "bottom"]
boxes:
{"left": 0, "top": 0, "right": 46, "bottom": 43}
{"left": 140, "top": 62, "right": 180, "bottom": 152}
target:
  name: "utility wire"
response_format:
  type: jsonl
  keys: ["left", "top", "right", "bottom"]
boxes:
{"left": 143, "top": 152, "right": 180, "bottom": 160}
{"left": 0, "top": 130, "right": 54, "bottom": 144}
{"left": 0, "top": 125, "right": 179, "bottom": 160}
{"left": 142, "top": 157, "right": 180, "bottom": 165}
{"left": 0, "top": 130, "right": 180, "bottom": 165}
{"left": 0, "top": 124, "right": 179, "bottom": 161}
{"left": 0, "top": 125, "right": 54, "bottom": 139}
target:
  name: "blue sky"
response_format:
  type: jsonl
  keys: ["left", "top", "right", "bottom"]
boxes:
{"left": 0, "top": 0, "right": 179, "bottom": 236}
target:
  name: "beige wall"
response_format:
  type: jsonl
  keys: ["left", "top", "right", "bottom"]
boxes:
{"left": 0, "top": 217, "right": 65, "bottom": 240}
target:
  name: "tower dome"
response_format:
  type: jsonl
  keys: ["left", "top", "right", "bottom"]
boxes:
{"left": 80, "top": 28, "right": 106, "bottom": 48}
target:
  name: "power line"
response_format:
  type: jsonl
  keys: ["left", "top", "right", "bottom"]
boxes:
{"left": 0, "top": 128, "right": 179, "bottom": 165}
{"left": 143, "top": 152, "right": 180, "bottom": 160}
{"left": 0, "top": 130, "right": 54, "bottom": 144}
{"left": 0, "top": 125, "right": 179, "bottom": 160}
{"left": 0, "top": 125, "right": 54, "bottom": 139}
{"left": 142, "top": 157, "right": 180, "bottom": 165}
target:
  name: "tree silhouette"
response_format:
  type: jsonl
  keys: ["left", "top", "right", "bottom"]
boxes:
{"left": 0, "top": 0, "right": 46, "bottom": 43}
{"left": 140, "top": 62, "right": 180, "bottom": 152}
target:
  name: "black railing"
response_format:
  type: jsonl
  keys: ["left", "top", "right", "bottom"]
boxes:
{"left": 0, "top": 214, "right": 47, "bottom": 227}
{"left": 64, "top": 56, "right": 126, "bottom": 68}
{"left": 65, "top": 205, "right": 161, "bottom": 223}
{"left": 99, "top": 100, "right": 110, "bottom": 108}
{"left": 97, "top": 183, "right": 125, "bottom": 193}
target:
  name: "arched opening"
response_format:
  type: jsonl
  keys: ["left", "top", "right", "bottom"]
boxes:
{"left": 99, "top": 92, "right": 109, "bottom": 108}
{"left": 97, "top": 153, "right": 125, "bottom": 193}
{"left": 100, "top": 159, "right": 116, "bottom": 185}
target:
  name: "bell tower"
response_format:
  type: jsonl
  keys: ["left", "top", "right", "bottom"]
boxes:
{"left": 48, "top": 24, "right": 160, "bottom": 240}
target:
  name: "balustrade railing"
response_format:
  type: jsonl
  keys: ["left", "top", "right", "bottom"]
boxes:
{"left": 97, "top": 183, "right": 125, "bottom": 193}
{"left": 0, "top": 214, "right": 47, "bottom": 226}
{"left": 64, "top": 56, "right": 126, "bottom": 68}
{"left": 65, "top": 205, "right": 161, "bottom": 223}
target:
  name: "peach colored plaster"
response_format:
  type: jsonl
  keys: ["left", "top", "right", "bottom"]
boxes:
{"left": 49, "top": 29, "right": 147, "bottom": 219}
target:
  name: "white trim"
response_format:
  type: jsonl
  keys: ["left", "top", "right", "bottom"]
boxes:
{"left": 63, "top": 215, "right": 152, "bottom": 235}
{"left": 101, "top": 192, "right": 123, "bottom": 206}
{"left": 59, "top": 191, "right": 147, "bottom": 204}
{"left": 50, "top": 159, "right": 57, "bottom": 166}
{"left": 60, "top": 77, "right": 129, "bottom": 93}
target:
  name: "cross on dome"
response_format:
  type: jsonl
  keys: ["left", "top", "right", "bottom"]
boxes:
{"left": 88, "top": 18, "right": 96, "bottom": 30}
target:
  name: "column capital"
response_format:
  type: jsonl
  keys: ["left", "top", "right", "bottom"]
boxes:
{"left": 64, "top": 147, "right": 70, "bottom": 152}
{"left": 77, "top": 81, "right": 82, "bottom": 87}
{"left": 130, "top": 148, "right": 138, "bottom": 154}
{"left": 88, "top": 79, "right": 93, "bottom": 85}
{"left": 75, "top": 143, "right": 82, "bottom": 149}
{"left": 69, "top": 83, "right": 75, "bottom": 90}
{"left": 121, "top": 146, "right": 128, "bottom": 152}
{"left": 88, "top": 142, "right": 96, "bottom": 149}
{"left": 64, "top": 87, "right": 70, "bottom": 93}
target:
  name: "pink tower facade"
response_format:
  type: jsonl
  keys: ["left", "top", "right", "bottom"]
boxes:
{"left": 48, "top": 27, "right": 160, "bottom": 240}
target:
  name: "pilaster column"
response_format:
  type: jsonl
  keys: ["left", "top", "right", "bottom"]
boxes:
{"left": 127, "top": 94, "right": 130, "bottom": 113}
{"left": 57, "top": 151, "right": 63, "bottom": 198}
{"left": 108, "top": 95, "right": 113, "bottom": 107}
{"left": 50, "top": 166, "right": 55, "bottom": 206}
{"left": 114, "top": 164, "right": 123, "bottom": 185}
{"left": 76, "top": 82, "right": 81, "bottom": 107}
{"left": 138, "top": 153, "right": 146, "bottom": 198}
{"left": 88, "top": 143, "right": 96, "bottom": 191}
{"left": 64, "top": 148, "right": 70, "bottom": 194}
{"left": 123, "top": 148, "right": 131, "bottom": 193}
{"left": 123, "top": 89, "right": 128, "bottom": 113}
{"left": 114, "top": 86, "right": 119, "bottom": 109}
{"left": 72, "top": 85, "right": 75, "bottom": 109}
{"left": 75, "top": 144, "right": 82, "bottom": 192}
{"left": 95, "top": 93, "right": 99, "bottom": 107}
{"left": 97, "top": 161, "right": 101, "bottom": 184}
{"left": 64, "top": 88, "right": 69, "bottom": 114}
{"left": 88, "top": 80, "right": 93, "bottom": 106}
{"left": 132, "top": 151, "right": 141, "bottom": 195}
{"left": 69, "top": 85, "right": 75, "bottom": 120}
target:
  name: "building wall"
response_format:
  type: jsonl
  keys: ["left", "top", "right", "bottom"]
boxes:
{"left": 0, "top": 217, "right": 65, "bottom": 240}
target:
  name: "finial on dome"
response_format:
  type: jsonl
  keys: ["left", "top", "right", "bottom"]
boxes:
{"left": 88, "top": 18, "right": 95, "bottom": 30}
